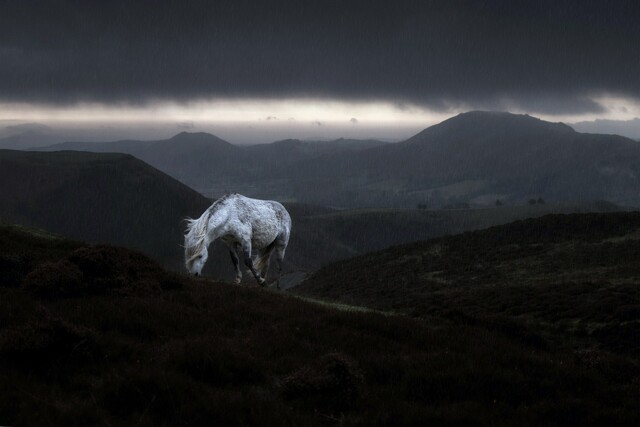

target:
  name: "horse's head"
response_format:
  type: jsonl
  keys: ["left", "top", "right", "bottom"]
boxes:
{"left": 185, "top": 243, "right": 208, "bottom": 276}
{"left": 184, "top": 217, "right": 209, "bottom": 276}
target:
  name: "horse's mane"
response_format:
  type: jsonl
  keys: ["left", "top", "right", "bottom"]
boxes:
{"left": 184, "top": 194, "right": 232, "bottom": 262}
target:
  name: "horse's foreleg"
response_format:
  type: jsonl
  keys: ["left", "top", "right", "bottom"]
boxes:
{"left": 229, "top": 248, "right": 242, "bottom": 284}
{"left": 242, "top": 246, "right": 265, "bottom": 286}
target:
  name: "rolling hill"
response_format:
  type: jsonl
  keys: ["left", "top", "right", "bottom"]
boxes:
{"left": 285, "top": 200, "right": 623, "bottom": 271}
{"left": 1, "top": 221, "right": 638, "bottom": 425}
{"left": 0, "top": 149, "right": 210, "bottom": 269}
{"left": 295, "top": 212, "right": 640, "bottom": 356}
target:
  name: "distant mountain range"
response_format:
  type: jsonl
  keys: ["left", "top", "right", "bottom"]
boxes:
{"left": 32, "top": 112, "right": 640, "bottom": 208}
{"left": 571, "top": 117, "right": 640, "bottom": 140}
{"left": 34, "top": 134, "right": 387, "bottom": 199}
{"left": 284, "top": 111, "right": 640, "bottom": 207}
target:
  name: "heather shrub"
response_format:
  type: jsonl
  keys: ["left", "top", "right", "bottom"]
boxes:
{"left": 280, "top": 352, "right": 364, "bottom": 411}
{"left": 0, "top": 308, "right": 95, "bottom": 370}
{"left": 0, "top": 254, "right": 33, "bottom": 288}
{"left": 66, "top": 245, "right": 179, "bottom": 295}
{"left": 22, "top": 260, "right": 84, "bottom": 298}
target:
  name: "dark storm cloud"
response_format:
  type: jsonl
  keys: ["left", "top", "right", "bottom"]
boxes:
{"left": 0, "top": 0, "right": 638, "bottom": 114}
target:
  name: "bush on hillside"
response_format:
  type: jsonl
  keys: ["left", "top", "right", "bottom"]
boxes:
{"left": 0, "top": 254, "right": 34, "bottom": 288}
{"left": 0, "top": 308, "right": 96, "bottom": 370}
{"left": 21, "top": 245, "right": 184, "bottom": 298}
{"left": 280, "top": 353, "right": 364, "bottom": 411}
{"left": 66, "top": 245, "right": 182, "bottom": 295}
{"left": 22, "top": 260, "right": 84, "bottom": 298}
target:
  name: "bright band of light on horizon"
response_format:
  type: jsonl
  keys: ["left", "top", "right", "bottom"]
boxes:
{"left": 1, "top": 96, "right": 638, "bottom": 127}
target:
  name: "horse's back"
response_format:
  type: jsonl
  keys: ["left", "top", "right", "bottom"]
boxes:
{"left": 231, "top": 194, "right": 291, "bottom": 248}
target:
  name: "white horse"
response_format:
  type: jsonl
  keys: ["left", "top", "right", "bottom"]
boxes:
{"left": 184, "top": 193, "right": 291, "bottom": 287}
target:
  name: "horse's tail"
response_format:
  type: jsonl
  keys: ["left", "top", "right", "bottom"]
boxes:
{"left": 255, "top": 240, "right": 277, "bottom": 272}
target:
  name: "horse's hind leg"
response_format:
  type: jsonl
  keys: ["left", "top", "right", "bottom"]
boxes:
{"left": 224, "top": 241, "right": 242, "bottom": 284}
{"left": 241, "top": 242, "right": 265, "bottom": 286}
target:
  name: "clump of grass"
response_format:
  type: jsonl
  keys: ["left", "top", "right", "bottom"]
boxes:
{"left": 0, "top": 253, "right": 34, "bottom": 288}
{"left": 22, "top": 260, "right": 84, "bottom": 298}
{"left": 20, "top": 245, "right": 184, "bottom": 299}
{"left": 0, "top": 307, "right": 96, "bottom": 371}
{"left": 67, "top": 245, "right": 165, "bottom": 295}
{"left": 280, "top": 352, "right": 364, "bottom": 411}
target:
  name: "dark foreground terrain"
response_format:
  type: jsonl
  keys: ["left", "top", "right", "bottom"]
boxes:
{"left": 1, "top": 217, "right": 639, "bottom": 426}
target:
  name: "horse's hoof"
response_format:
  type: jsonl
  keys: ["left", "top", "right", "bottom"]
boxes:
{"left": 265, "top": 280, "right": 280, "bottom": 290}
{"left": 258, "top": 278, "right": 266, "bottom": 287}
{"left": 234, "top": 278, "right": 241, "bottom": 285}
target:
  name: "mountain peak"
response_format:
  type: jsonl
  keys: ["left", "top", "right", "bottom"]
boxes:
{"left": 166, "top": 132, "right": 233, "bottom": 147}
{"left": 406, "top": 111, "right": 575, "bottom": 145}
{"left": 448, "top": 111, "right": 573, "bottom": 131}
{"left": 170, "top": 131, "right": 225, "bottom": 140}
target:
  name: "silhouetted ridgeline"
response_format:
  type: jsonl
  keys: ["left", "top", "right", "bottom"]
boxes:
{"left": 0, "top": 221, "right": 638, "bottom": 425}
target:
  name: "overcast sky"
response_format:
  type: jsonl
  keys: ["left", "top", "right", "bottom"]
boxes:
{"left": 1, "top": 0, "right": 639, "bottom": 143}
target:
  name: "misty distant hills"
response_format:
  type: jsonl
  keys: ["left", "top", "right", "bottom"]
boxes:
{"left": 571, "top": 117, "right": 640, "bottom": 140}
{"left": 0, "top": 130, "right": 59, "bottom": 151}
{"left": 34, "top": 111, "right": 640, "bottom": 208}
{"left": 35, "top": 133, "right": 387, "bottom": 197}
{"left": 33, "top": 132, "right": 243, "bottom": 186}
{"left": 282, "top": 111, "right": 640, "bottom": 207}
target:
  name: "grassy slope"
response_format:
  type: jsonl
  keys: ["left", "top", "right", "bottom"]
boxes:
{"left": 296, "top": 212, "right": 640, "bottom": 356}
{"left": 0, "top": 149, "right": 210, "bottom": 270}
{"left": 1, "top": 222, "right": 639, "bottom": 426}
{"left": 284, "top": 200, "right": 622, "bottom": 271}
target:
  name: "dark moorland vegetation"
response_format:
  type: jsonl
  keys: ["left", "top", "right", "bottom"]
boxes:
{"left": 1, "top": 218, "right": 639, "bottom": 425}
{"left": 297, "top": 212, "right": 640, "bottom": 368}
{"left": 285, "top": 200, "right": 622, "bottom": 271}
